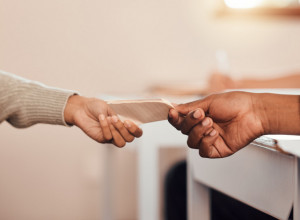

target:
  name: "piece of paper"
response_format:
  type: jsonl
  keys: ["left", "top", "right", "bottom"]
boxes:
{"left": 107, "top": 99, "right": 174, "bottom": 125}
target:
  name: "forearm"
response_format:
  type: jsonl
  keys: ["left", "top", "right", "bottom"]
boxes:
{"left": 254, "top": 93, "right": 300, "bottom": 135}
{"left": 0, "top": 70, "right": 76, "bottom": 128}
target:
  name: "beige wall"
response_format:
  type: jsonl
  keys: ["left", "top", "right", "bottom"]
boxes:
{"left": 1, "top": 0, "right": 300, "bottom": 219}
{"left": 0, "top": 123, "right": 104, "bottom": 220}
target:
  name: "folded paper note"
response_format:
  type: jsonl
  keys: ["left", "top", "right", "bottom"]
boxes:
{"left": 107, "top": 99, "right": 174, "bottom": 125}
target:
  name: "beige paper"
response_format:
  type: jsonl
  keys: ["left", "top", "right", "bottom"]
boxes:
{"left": 107, "top": 99, "right": 174, "bottom": 125}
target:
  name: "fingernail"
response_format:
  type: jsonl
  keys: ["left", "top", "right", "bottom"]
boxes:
{"left": 205, "top": 128, "right": 213, "bottom": 136}
{"left": 210, "top": 129, "right": 217, "bottom": 136}
{"left": 112, "top": 115, "right": 118, "bottom": 123}
{"left": 193, "top": 109, "right": 201, "bottom": 119}
{"left": 124, "top": 121, "right": 131, "bottom": 128}
{"left": 100, "top": 114, "right": 105, "bottom": 120}
{"left": 202, "top": 118, "right": 210, "bottom": 126}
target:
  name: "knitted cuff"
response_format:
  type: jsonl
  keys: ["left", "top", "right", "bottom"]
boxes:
{"left": 10, "top": 82, "right": 77, "bottom": 127}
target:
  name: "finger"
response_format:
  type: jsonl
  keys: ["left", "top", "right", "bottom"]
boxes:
{"left": 201, "top": 124, "right": 232, "bottom": 158}
{"left": 168, "top": 109, "right": 185, "bottom": 130}
{"left": 198, "top": 129, "right": 220, "bottom": 158}
{"left": 205, "top": 127, "right": 214, "bottom": 136}
{"left": 107, "top": 105, "right": 117, "bottom": 116}
{"left": 99, "top": 114, "right": 113, "bottom": 141}
{"left": 111, "top": 115, "right": 135, "bottom": 142}
{"left": 124, "top": 120, "right": 143, "bottom": 138}
{"left": 187, "top": 117, "right": 213, "bottom": 149}
{"left": 175, "top": 97, "right": 211, "bottom": 115}
{"left": 107, "top": 117, "right": 126, "bottom": 148}
{"left": 181, "top": 108, "right": 205, "bottom": 134}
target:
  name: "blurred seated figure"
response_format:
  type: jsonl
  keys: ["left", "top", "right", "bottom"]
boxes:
{"left": 208, "top": 72, "right": 300, "bottom": 93}
{"left": 149, "top": 72, "right": 300, "bottom": 97}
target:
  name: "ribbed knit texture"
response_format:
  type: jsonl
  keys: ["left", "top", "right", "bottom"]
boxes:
{"left": 0, "top": 70, "right": 76, "bottom": 128}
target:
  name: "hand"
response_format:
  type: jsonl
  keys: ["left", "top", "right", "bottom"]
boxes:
{"left": 169, "top": 92, "right": 265, "bottom": 158}
{"left": 64, "top": 95, "right": 143, "bottom": 147}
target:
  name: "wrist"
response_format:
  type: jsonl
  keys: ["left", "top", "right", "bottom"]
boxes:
{"left": 253, "top": 93, "right": 300, "bottom": 135}
{"left": 64, "top": 95, "right": 85, "bottom": 125}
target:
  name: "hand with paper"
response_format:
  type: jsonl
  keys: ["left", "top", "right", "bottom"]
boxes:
{"left": 64, "top": 95, "right": 143, "bottom": 147}
{"left": 168, "top": 92, "right": 300, "bottom": 158}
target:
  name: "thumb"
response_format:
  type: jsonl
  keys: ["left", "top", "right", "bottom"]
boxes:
{"left": 107, "top": 103, "right": 116, "bottom": 116}
{"left": 175, "top": 97, "right": 211, "bottom": 115}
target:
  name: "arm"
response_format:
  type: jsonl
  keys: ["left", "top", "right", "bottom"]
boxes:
{"left": 0, "top": 70, "right": 142, "bottom": 147}
{"left": 255, "top": 93, "right": 300, "bottom": 135}
{"left": 0, "top": 70, "right": 75, "bottom": 127}
{"left": 169, "top": 92, "right": 300, "bottom": 158}
{"left": 64, "top": 95, "right": 142, "bottom": 147}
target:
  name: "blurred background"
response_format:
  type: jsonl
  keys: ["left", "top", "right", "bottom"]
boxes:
{"left": 1, "top": 0, "right": 300, "bottom": 219}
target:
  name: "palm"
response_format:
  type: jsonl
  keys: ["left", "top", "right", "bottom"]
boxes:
{"left": 73, "top": 99, "right": 111, "bottom": 143}
{"left": 207, "top": 92, "right": 263, "bottom": 156}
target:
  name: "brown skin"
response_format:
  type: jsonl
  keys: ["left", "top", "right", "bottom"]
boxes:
{"left": 64, "top": 95, "right": 143, "bottom": 148}
{"left": 169, "top": 92, "right": 300, "bottom": 158}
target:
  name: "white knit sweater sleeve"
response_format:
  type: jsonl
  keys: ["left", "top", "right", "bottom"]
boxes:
{"left": 0, "top": 70, "right": 76, "bottom": 128}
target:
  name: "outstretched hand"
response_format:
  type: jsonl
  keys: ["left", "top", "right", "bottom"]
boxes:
{"left": 169, "top": 92, "right": 265, "bottom": 158}
{"left": 64, "top": 95, "right": 143, "bottom": 147}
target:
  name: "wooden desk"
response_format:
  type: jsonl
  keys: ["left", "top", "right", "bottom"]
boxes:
{"left": 188, "top": 140, "right": 300, "bottom": 220}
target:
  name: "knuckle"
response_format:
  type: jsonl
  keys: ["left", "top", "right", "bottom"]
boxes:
{"left": 174, "top": 123, "right": 181, "bottom": 130}
{"left": 181, "top": 129, "right": 188, "bottom": 135}
{"left": 199, "top": 150, "right": 208, "bottom": 158}
{"left": 187, "top": 139, "right": 196, "bottom": 149}
{"left": 99, "top": 138, "right": 107, "bottom": 144}
{"left": 168, "top": 118, "right": 175, "bottom": 125}
{"left": 104, "top": 136, "right": 112, "bottom": 142}
{"left": 99, "top": 140, "right": 106, "bottom": 144}
{"left": 115, "top": 122, "right": 123, "bottom": 129}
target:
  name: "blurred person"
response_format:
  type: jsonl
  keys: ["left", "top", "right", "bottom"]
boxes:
{"left": 149, "top": 72, "right": 300, "bottom": 96}
{"left": 0, "top": 70, "right": 143, "bottom": 147}
{"left": 208, "top": 72, "right": 300, "bottom": 93}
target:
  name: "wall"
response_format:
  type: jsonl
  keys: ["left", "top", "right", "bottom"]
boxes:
{"left": 1, "top": 0, "right": 300, "bottom": 219}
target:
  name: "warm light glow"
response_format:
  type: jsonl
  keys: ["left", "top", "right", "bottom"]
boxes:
{"left": 224, "top": 0, "right": 263, "bottom": 9}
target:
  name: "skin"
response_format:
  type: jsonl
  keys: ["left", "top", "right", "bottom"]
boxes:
{"left": 64, "top": 95, "right": 143, "bottom": 148}
{"left": 169, "top": 92, "right": 300, "bottom": 158}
